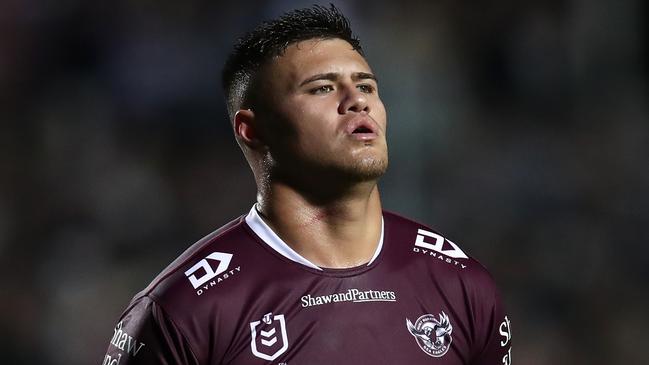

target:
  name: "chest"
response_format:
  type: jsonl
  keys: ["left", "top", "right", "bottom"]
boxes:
{"left": 216, "top": 274, "right": 474, "bottom": 365}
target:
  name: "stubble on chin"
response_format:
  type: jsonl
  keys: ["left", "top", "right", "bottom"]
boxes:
{"left": 342, "top": 153, "right": 389, "bottom": 182}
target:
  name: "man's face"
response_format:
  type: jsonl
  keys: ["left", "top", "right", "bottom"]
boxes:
{"left": 255, "top": 38, "right": 388, "bottom": 184}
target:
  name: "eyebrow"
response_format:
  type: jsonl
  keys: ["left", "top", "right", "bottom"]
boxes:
{"left": 299, "top": 72, "right": 378, "bottom": 87}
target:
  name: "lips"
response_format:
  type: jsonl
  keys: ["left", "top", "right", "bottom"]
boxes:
{"left": 344, "top": 116, "right": 379, "bottom": 141}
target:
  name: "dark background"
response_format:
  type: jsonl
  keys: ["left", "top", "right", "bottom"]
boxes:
{"left": 1, "top": 0, "right": 647, "bottom": 364}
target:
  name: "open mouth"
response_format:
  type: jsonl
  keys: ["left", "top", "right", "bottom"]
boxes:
{"left": 344, "top": 116, "right": 379, "bottom": 141}
{"left": 352, "top": 126, "right": 373, "bottom": 134}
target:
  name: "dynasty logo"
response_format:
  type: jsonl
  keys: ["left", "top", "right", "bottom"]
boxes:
{"left": 412, "top": 229, "right": 468, "bottom": 269}
{"left": 184, "top": 252, "right": 241, "bottom": 296}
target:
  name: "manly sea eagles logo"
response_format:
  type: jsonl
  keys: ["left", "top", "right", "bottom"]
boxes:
{"left": 250, "top": 312, "right": 289, "bottom": 361}
{"left": 406, "top": 311, "right": 453, "bottom": 357}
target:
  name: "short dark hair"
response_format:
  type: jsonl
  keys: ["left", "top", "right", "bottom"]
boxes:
{"left": 221, "top": 4, "right": 363, "bottom": 120}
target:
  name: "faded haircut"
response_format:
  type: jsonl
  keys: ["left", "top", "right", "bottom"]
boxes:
{"left": 221, "top": 4, "right": 363, "bottom": 121}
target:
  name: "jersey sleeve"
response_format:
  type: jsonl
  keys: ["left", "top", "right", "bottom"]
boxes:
{"left": 102, "top": 295, "right": 200, "bottom": 365}
{"left": 470, "top": 270, "right": 513, "bottom": 365}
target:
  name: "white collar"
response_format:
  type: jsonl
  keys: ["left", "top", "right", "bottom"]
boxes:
{"left": 244, "top": 204, "right": 384, "bottom": 270}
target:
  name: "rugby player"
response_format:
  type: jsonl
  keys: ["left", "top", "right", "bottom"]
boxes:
{"left": 103, "top": 5, "right": 512, "bottom": 364}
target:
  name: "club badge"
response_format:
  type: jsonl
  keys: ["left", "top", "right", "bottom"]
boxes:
{"left": 406, "top": 311, "right": 453, "bottom": 357}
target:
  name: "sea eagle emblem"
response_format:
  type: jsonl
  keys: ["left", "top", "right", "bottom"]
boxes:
{"left": 406, "top": 311, "right": 453, "bottom": 357}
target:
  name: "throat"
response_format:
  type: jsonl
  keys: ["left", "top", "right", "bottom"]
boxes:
{"left": 288, "top": 220, "right": 383, "bottom": 269}
{"left": 255, "top": 186, "right": 384, "bottom": 269}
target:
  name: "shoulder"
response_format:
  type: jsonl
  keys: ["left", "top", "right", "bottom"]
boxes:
{"left": 382, "top": 210, "right": 498, "bottom": 289}
{"left": 131, "top": 214, "right": 253, "bottom": 308}
{"left": 108, "top": 215, "right": 261, "bottom": 364}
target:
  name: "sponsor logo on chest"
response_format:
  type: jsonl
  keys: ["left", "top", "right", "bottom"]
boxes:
{"left": 301, "top": 288, "right": 397, "bottom": 308}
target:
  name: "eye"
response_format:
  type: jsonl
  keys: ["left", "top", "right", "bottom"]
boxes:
{"left": 310, "top": 85, "right": 334, "bottom": 94}
{"left": 357, "top": 84, "right": 375, "bottom": 93}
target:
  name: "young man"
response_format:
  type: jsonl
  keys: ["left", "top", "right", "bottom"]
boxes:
{"left": 103, "top": 5, "right": 512, "bottom": 365}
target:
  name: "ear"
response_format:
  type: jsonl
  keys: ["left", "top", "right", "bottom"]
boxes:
{"left": 234, "top": 109, "right": 265, "bottom": 149}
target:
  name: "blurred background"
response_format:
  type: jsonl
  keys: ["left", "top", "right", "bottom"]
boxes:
{"left": 1, "top": 0, "right": 647, "bottom": 364}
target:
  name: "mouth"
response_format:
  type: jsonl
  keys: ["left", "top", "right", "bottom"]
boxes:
{"left": 352, "top": 126, "right": 373, "bottom": 134}
{"left": 345, "top": 117, "right": 379, "bottom": 141}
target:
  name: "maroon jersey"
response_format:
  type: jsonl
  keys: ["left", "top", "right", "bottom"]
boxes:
{"left": 103, "top": 206, "right": 512, "bottom": 365}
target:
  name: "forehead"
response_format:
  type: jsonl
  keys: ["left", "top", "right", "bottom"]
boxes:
{"left": 267, "top": 38, "right": 372, "bottom": 84}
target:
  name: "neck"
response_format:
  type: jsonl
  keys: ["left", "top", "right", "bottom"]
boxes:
{"left": 256, "top": 180, "right": 383, "bottom": 269}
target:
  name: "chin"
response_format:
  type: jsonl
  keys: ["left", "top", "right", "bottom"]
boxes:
{"left": 346, "top": 156, "right": 389, "bottom": 182}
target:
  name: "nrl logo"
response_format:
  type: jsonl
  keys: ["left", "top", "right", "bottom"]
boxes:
{"left": 250, "top": 312, "right": 289, "bottom": 361}
{"left": 406, "top": 311, "right": 453, "bottom": 358}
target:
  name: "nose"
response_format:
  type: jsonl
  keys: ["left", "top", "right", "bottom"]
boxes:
{"left": 338, "top": 85, "right": 369, "bottom": 114}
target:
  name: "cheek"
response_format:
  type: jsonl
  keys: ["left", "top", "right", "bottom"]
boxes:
{"left": 292, "top": 99, "right": 338, "bottom": 130}
{"left": 373, "top": 100, "right": 388, "bottom": 129}
{"left": 271, "top": 103, "right": 330, "bottom": 145}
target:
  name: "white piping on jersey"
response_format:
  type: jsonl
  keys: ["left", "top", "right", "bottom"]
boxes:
{"left": 245, "top": 204, "right": 384, "bottom": 271}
